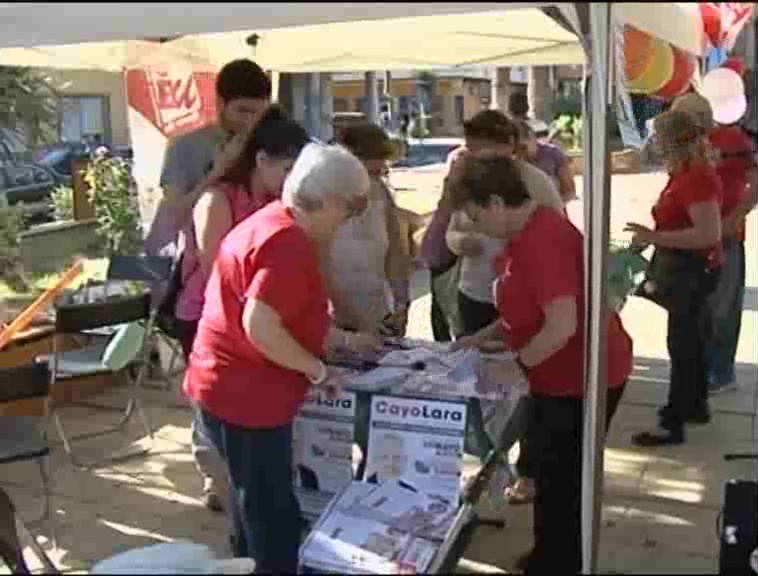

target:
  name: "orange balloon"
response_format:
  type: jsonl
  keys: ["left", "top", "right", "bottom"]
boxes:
{"left": 627, "top": 37, "right": 674, "bottom": 94}
{"left": 654, "top": 47, "right": 696, "bottom": 99}
{"left": 624, "top": 26, "right": 654, "bottom": 81}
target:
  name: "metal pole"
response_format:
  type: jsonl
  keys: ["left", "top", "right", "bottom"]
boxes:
{"left": 582, "top": 3, "right": 612, "bottom": 574}
{"left": 365, "top": 71, "right": 379, "bottom": 124}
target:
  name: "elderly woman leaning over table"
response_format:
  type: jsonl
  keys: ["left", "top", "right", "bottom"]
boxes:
{"left": 449, "top": 153, "right": 632, "bottom": 574}
{"left": 445, "top": 109, "right": 565, "bottom": 512}
{"left": 183, "top": 143, "right": 377, "bottom": 572}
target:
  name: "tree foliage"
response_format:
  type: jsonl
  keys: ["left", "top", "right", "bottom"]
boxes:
{"left": 0, "top": 66, "right": 59, "bottom": 153}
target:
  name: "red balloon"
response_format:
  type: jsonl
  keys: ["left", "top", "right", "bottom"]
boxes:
{"left": 722, "top": 56, "right": 746, "bottom": 77}
{"left": 699, "top": 3, "right": 723, "bottom": 49}
{"left": 624, "top": 26, "right": 654, "bottom": 81}
{"left": 653, "top": 47, "right": 696, "bottom": 99}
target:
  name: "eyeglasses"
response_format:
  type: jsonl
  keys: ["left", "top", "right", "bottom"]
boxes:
{"left": 344, "top": 194, "right": 368, "bottom": 219}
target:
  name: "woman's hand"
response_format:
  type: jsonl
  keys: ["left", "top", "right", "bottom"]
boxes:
{"left": 208, "top": 129, "right": 251, "bottom": 182}
{"left": 316, "top": 367, "right": 344, "bottom": 401}
{"left": 450, "top": 334, "right": 481, "bottom": 352}
{"left": 379, "top": 307, "right": 409, "bottom": 338}
{"left": 624, "top": 222, "right": 656, "bottom": 249}
{"left": 343, "top": 330, "right": 384, "bottom": 355}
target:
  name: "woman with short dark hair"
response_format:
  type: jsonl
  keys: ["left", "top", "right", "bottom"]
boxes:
{"left": 449, "top": 153, "right": 632, "bottom": 574}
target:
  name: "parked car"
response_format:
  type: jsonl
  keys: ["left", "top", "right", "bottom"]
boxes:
{"left": 1, "top": 141, "right": 133, "bottom": 223}
{"left": 392, "top": 137, "right": 463, "bottom": 169}
{"left": 0, "top": 142, "right": 60, "bottom": 222}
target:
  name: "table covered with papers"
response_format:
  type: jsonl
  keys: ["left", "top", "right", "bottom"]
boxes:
{"left": 294, "top": 337, "right": 528, "bottom": 574}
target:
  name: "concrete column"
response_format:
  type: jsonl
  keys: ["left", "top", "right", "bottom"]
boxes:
{"left": 277, "top": 73, "right": 293, "bottom": 114}
{"left": 493, "top": 67, "right": 512, "bottom": 111}
{"left": 528, "top": 66, "right": 553, "bottom": 121}
{"left": 270, "top": 70, "right": 280, "bottom": 103}
{"left": 289, "top": 73, "right": 308, "bottom": 127}
{"left": 365, "top": 71, "right": 379, "bottom": 124}
{"left": 319, "top": 73, "right": 334, "bottom": 142}
{"left": 306, "top": 73, "right": 321, "bottom": 138}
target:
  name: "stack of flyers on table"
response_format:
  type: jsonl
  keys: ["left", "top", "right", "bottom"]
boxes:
{"left": 293, "top": 390, "right": 357, "bottom": 522}
{"left": 299, "top": 479, "right": 457, "bottom": 574}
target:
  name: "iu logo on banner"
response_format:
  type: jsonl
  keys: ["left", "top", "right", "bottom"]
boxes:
{"left": 125, "top": 65, "right": 217, "bottom": 139}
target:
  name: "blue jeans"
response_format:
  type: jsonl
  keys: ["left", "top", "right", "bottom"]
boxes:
{"left": 706, "top": 239, "right": 745, "bottom": 385}
{"left": 195, "top": 407, "right": 301, "bottom": 573}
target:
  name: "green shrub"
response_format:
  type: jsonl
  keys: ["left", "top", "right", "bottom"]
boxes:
{"left": 50, "top": 184, "right": 74, "bottom": 221}
{"left": 84, "top": 151, "right": 142, "bottom": 256}
{"left": 0, "top": 206, "right": 30, "bottom": 292}
{"left": 550, "top": 114, "right": 583, "bottom": 151}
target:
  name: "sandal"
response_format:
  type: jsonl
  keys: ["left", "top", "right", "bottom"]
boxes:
{"left": 504, "top": 477, "right": 536, "bottom": 505}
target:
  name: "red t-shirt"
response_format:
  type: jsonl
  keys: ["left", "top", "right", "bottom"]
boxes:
{"left": 651, "top": 162, "right": 724, "bottom": 268}
{"left": 183, "top": 201, "right": 330, "bottom": 428}
{"left": 708, "top": 126, "right": 753, "bottom": 242}
{"left": 494, "top": 207, "right": 633, "bottom": 398}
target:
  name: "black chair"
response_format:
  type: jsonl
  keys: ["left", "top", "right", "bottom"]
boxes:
{"left": 0, "top": 363, "right": 56, "bottom": 555}
{"left": 44, "top": 287, "right": 154, "bottom": 468}
{"left": 107, "top": 255, "right": 184, "bottom": 392}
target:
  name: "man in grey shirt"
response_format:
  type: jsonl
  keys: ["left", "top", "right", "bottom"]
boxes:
{"left": 148, "top": 59, "right": 271, "bottom": 514}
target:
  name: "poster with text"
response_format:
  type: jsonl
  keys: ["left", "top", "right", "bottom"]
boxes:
{"left": 293, "top": 389, "right": 357, "bottom": 519}
{"left": 124, "top": 62, "right": 217, "bottom": 241}
{"left": 364, "top": 395, "right": 467, "bottom": 507}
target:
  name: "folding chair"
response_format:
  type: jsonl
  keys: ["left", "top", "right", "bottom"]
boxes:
{"left": 0, "top": 487, "right": 59, "bottom": 574}
{"left": 43, "top": 289, "right": 154, "bottom": 468}
{"left": 0, "top": 363, "right": 57, "bottom": 556}
{"left": 107, "top": 255, "right": 185, "bottom": 393}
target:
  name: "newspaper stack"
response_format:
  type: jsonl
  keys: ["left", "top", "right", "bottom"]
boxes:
{"left": 300, "top": 480, "right": 458, "bottom": 574}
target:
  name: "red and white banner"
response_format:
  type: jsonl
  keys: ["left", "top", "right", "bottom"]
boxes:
{"left": 699, "top": 2, "right": 755, "bottom": 52}
{"left": 125, "top": 62, "right": 217, "bottom": 234}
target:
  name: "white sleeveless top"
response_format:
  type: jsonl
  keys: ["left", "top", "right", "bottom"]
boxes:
{"left": 330, "top": 179, "right": 392, "bottom": 328}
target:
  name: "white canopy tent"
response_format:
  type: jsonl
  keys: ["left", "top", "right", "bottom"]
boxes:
{"left": 0, "top": 3, "right": 719, "bottom": 574}
{"left": 0, "top": 3, "right": 705, "bottom": 71}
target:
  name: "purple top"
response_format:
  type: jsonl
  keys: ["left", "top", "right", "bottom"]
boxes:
{"left": 533, "top": 143, "right": 567, "bottom": 184}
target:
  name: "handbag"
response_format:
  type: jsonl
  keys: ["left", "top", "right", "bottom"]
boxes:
{"left": 634, "top": 247, "right": 710, "bottom": 314}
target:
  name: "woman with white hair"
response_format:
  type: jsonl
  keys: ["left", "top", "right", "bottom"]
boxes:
{"left": 183, "top": 143, "right": 371, "bottom": 572}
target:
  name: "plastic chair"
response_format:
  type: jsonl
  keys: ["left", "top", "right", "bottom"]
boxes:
{"left": 0, "top": 363, "right": 57, "bottom": 556}
{"left": 43, "top": 290, "right": 154, "bottom": 468}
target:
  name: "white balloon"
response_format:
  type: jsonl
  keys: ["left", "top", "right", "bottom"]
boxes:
{"left": 700, "top": 68, "right": 747, "bottom": 125}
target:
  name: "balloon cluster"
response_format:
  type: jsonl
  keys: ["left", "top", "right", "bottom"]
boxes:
{"left": 623, "top": 26, "right": 696, "bottom": 99}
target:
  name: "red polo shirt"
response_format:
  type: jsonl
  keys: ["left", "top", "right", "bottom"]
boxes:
{"left": 651, "top": 162, "right": 724, "bottom": 268}
{"left": 708, "top": 126, "right": 753, "bottom": 242}
{"left": 494, "top": 207, "right": 633, "bottom": 398}
{"left": 184, "top": 201, "right": 330, "bottom": 428}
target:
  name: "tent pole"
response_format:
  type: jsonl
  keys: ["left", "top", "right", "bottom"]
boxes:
{"left": 582, "top": 3, "right": 613, "bottom": 574}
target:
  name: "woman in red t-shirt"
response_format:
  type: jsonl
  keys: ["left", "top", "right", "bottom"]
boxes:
{"left": 626, "top": 110, "right": 723, "bottom": 447}
{"left": 448, "top": 154, "right": 633, "bottom": 574}
{"left": 183, "top": 143, "right": 372, "bottom": 572}
{"left": 671, "top": 93, "right": 757, "bottom": 394}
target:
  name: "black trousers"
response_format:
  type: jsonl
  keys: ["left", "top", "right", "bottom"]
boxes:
{"left": 664, "top": 268, "right": 719, "bottom": 431}
{"left": 528, "top": 384, "right": 626, "bottom": 574}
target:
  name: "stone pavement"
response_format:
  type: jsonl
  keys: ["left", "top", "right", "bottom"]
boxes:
{"left": 2, "top": 169, "right": 756, "bottom": 574}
